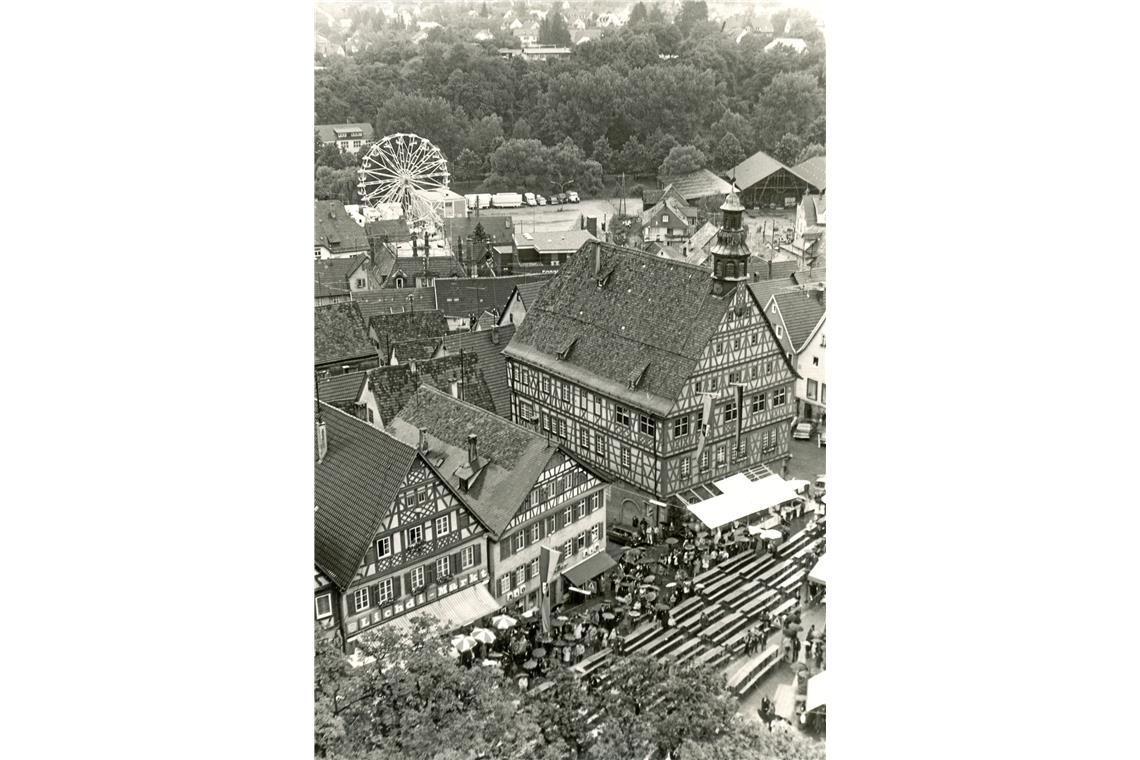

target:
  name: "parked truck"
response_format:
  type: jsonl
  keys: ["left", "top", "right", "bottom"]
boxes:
{"left": 492, "top": 192, "right": 524, "bottom": 208}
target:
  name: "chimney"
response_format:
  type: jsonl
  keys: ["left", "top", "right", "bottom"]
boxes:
{"left": 593, "top": 241, "right": 601, "bottom": 275}
{"left": 418, "top": 427, "right": 429, "bottom": 452}
{"left": 467, "top": 434, "right": 478, "bottom": 465}
{"left": 491, "top": 324, "right": 500, "bottom": 345}
{"left": 316, "top": 418, "right": 329, "bottom": 463}
{"left": 450, "top": 380, "right": 460, "bottom": 398}
{"left": 409, "top": 359, "right": 418, "bottom": 374}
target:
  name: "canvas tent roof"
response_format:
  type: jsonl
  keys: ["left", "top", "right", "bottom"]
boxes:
{"left": 684, "top": 473, "right": 809, "bottom": 529}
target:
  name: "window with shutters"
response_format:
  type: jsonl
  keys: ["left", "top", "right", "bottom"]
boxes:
{"left": 638, "top": 415, "right": 656, "bottom": 437}
{"left": 541, "top": 376, "right": 550, "bottom": 394}
{"left": 679, "top": 457, "right": 691, "bottom": 479}
{"left": 519, "top": 399, "right": 533, "bottom": 422}
{"left": 716, "top": 445, "right": 726, "bottom": 466}
{"left": 353, "top": 587, "right": 370, "bottom": 611}
{"left": 591, "top": 524, "right": 600, "bottom": 544}
{"left": 436, "top": 556, "right": 451, "bottom": 580}
{"left": 773, "top": 388, "right": 786, "bottom": 406}
{"left": 560, "top": 383, "right": 570, "bottom": 402}
{"left": 376, "top": 536, "right": 392, "bottom": 558}
{"left": 461, "top": 545, "right": 475, "bottom": 569}
{"left": 699, "top": 450, "right": 709, "bottom": 471}
{"left": 513, "top": 567, "right": 525, "bottom": 587}
{"left": 563, "top": 539, "right": 574, "bottom": 557}
{"left": 315, "top": 593, "right": 333, "bottom": 620}
{"left": 575, "top": 501, "right": 585, "bottom": 520}
{"left": 614, "top": 405, "right": 631, "bottom": 426}
{"left": 595, "top": 432, "right": 606, "bottom": 461}
{"left": 562, "top": 506, "right": 572, "bottom": 525}
{"left": 673, "top": 416, "right": 689, "bottom": 438}
{"left": 512, "top": 533, "right": 525, "bottom": 552}
{"left": 377, "top": 578, "right": 393, "bottom": 605}
{"left": 499, "top": 575, "right": 510, "bottom": 595}
{"left": 723, "top": 400, "right": 738, "bottom": 423}
{"left": 529, "top": 558, "right": 539, "bottom": 579}
{"left": 435, "top": 515, "right": 451, "bottom": 536}
{"left": 406, "top": 525, "right": 423, "bottom": 546}
{"left": 547, "top": 515, "right": 556, "bottom": 534}
{"left": 575, "top": 532, "right": 586, "bottom": 551}
{"left": 580, "top": 424, "right": 591, "bottom": 452}
{"left": 411, "top": 566, "right": 425, "bottom": 590}
{"left": 620, "top": 446, "right": 631, "bottom": 469}
{"left": 530, "top": 524, "right": 541, "bottom": 543}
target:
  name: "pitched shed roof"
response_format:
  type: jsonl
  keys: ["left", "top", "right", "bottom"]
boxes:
{"left": 367, "top": 309, "right": 450, "bottom": 363}
{"left": 315, "top": 254, "right": 368, "bottom": 299}
{"left": 315, "top": 302, "right": 375, "bottom": 366}
{"left": 353, "top": 287, "right": 437, "bottom": 320}
{"left": 434, "top": 274, "right": 553, "bottom": 319}
{"left": 513, "top": 229, "right": 598, "bottom": 254}
{"left": 315, "top": 123, "right": 374, "bottom": 143}
{"left": 504, "top": 241, "right": 736, "bottom": 417}
{"left": 660, "top": 168, "right": 734, "bottom": 202}
{"left": 440, "top": 324, "right": 516, "bottom": 417}
{"left": 366, "top": 353, "right": 495, "bottom": 426}
{"left": 315, "top": 403, "right": 417, "bottom": 590}
{"left": 389, "top": 386, "right": 558, "bottom": 537}
{"left": 315, "top": 200, "right": 369, "bottom": 253}
{"left": 317, "top": 371, "right": 368, "bottom": 412}
{"left": 729, "top": 149, "right": 816, "bottom": 193}
{"left": 792, "top": 156, "right": 826, "bottom": 191}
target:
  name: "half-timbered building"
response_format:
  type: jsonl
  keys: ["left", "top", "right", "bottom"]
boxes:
{"left": 503, "top": 193, "right": 798, "bottom": 524}
{"left": 314, "top": 402, "right": 497, "bottom": 650}
{"left": 388, "top": 386, "right": 613, "bottom": 613}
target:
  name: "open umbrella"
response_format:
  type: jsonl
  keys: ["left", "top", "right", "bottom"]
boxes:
{"left": 523, "top": 659, "right": 538, "bottom": 670}
{"left": 471, "top": 627, "right": 496, "bottom": 645}
{"left": 451, "top": 635, "right": 478, "bottom": 654}
{"left": 601, "top": 612, "right": 616, "bottom": 621}
{"left": 643, "top": 574, "right": 657, "bottom": 583}
{"left": 556, "top": 615, "right": 570, "bottom": 623}
{"left": 758, "top": 529, "right": 783, "bottom": 541}
{"left": 492, "top": 614, "right": 518, "bottom": 630}
{"left": 665, "top": 581, "right": 678, "bottom": 589}
{"left": 655, "top": 602, "right": 671, "bottom": 611}
{"left": 532, "top": 647, "right": 547, "bottom": 659}
{"left": 665, "top": 537, "right": 679, "bottom": 545}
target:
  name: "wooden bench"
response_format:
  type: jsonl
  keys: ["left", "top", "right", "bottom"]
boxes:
{"left": 700, "top": 610, "right": 746, "bottom": 645}
{"left": 721, "top": 625, "right": 754, "bottom": 656}
{"left": 665, "top": 636, "right": 705, "bottom": 665}
{"left": 719, "top": 579, "right": 762, "bottom": 608}
{"left": 739, "top": 587, "right": 780, "bottom": 619}
{"left": 623, "top": 620, "right": 662, "bottom": 650}
{"left": 641, "top": 628, "right": 688, "bottom": 659}
{"left": 572, "top": 648, "right": 611, "bottom": 677}
{"left": 727, "top": 645, "right": 783, "bottom": 698}
{"left": 771, "top": 597, "right": 797, "bottom": 620}
{"left": 694, "top": 644, "right": 729, "bottom": 670}
{"left": 670, "top": 595, "right": 704, "bottom": 619}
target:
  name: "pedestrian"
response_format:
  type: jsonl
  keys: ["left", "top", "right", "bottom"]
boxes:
{"left": 759, "top": 624, "right": 769, "bottom": 651}
{"left": 575, "top": 640, "right": 586, "bottom": 663}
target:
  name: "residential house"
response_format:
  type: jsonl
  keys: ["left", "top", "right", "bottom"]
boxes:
{"left": 439, "top": 216, "right": 516, "bottom": 270}
{"left": 438, "top": 325, "right": 517, "bottom": 419}
{"left": 512, "top": 229, "right": 597, "bottom": 271}
{"left": 315, "top": 253, "right": 380, "bottom": 307}
{"left": 389, "top": 387, "right": 613, "bottom": 613}
{"left": 366, "top": 309, "right": 450, "bottom": 365}
{"left": 434, "top": 273, "right": 553, "bottom": 331}
{"left": 499, "top": 45, "right": 573, "bottom": 61}
{"left": 512, "top": 21, "right": 539, "bottom": 46}
{"left": 374, "top": 245, "right": 468, "bottom": 289}
{"left": 784, "top": 192, "right": 826, "bottom": 269}
{"left": 316, "top": 200, "right": 371, "bottom": 259}
{"left": 640, "top": 191, "right": 697, "bottom": 244}
{"left": 473, "top": 29, "right": 494, "bottom": 41}
{"left": 315, "top": 123, "right": 375, "bottom": 153}
{"left": 764, "top": 37, "right": 808, "bottom": 53}
{"left": 315, "top": 302, "right": 380, "bottom": 375}
{"left": 749, "top": 269, "right": 826, "bottom": 423}
{"left": 571, "top": 27, "right": 604, "bottom": 45}
{"left": 314, "top": 403, "right": 496, "bottom": 649}
{"left": 317, "top": 371, "right": 369, "bottom": 417}
{"left": 728, "top": 149, "right": 821, "bottom": 209}
{"left": 357, "top": 352, "right": 495, "bottom": 429}
{"left": 504, "top": 194, "right": 798, "bottom": 527}
{"left": 353, "top": 287, "right": 437, "bottom": 322}
{"left": 497, "top": 279, "right": 551, "bottom": 328}
{"left": 652, "top": 168, "right": 735, "bottom": 209}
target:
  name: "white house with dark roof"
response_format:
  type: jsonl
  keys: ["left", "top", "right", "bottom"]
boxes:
{"left": 749, "top": 269, "right": 826, "bottom": 423}
{"left": 315, "top": 123, "right": 375, "bottom": 153}
{"left": 389, "top": 386, "right": 612, "bottom": 613}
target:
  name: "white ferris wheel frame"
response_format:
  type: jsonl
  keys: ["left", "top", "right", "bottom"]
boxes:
{"left": 357, "top": 132, "right": 450, "bottom": 232}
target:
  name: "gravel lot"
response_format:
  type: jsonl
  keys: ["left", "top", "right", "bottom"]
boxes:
{"left": 472, "top": 197, "right": 644, "bottom": 234}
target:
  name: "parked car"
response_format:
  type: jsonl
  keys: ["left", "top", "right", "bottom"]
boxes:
{"left": 567, "top": 190, "right": 580, "bottom": 202}
{"left": 536, "top": 194, "right": 547, "bottom": 205}
{"left": 813, "top": 474, "right": 826, "bottom": 499}
{"left": 555, "top": 193, "right": 569, "bottom": 204}
{"left": 607, "top": 525, "right": 642, "bottom": 546}
{"left": 817, "top": 427, "right": 826, "bottom": 447}
{"left": 523, "top": 192, "right": 537, "bottom": 206}
{"left": 793, "top": 421, "right": 814, "bottom": 440}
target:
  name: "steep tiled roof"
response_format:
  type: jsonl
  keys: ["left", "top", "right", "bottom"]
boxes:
{"left": 317, "top": 371, "right": 368, "bottom": 412}
{"left": 315, "top": 402, "right": 417, "bottom": 590}
{"left": 387, "top": 253, "right": 469, "bottom": 281}
{"left": 660, "top": 168, "right": 734, "bottom": 202}
{"left": 439, "top": 324, "right": 516, "bottom": 417}
{"left": 315, "top": 200, "right": 369, "bottom": 254}
{"left": 315, "top": 254, "right": 367, "bottom": 299}
{"left": 367, "top": 309, "right": 450, "bottom": 363}
{"left": 505, "top": 241, "right": 736, "bottom": 416}
{"left": 315, "top": 302, "right": 375, "bottom": 366}
{"left": 512, "top": 280, "right": 550, "bottom": 313}
{"left": 353, "top": 287, "right": 437, "bottom": 320}
{"left": 439, "top": 216, "right": 517, "bottom": 252}
{"left": 434, "top": 274, "right": 553, "bottom": 319}
{"left": 773, "top": 289, "right": 826, "bottom": 352}
{"left": 729, "top": 149, "right": 816, "bottom": 193}
{"left": 513, "top": 229, "right": 597, "bottom": 254}
{"left": 367, "top": 353, "right": 495, "bottom": 426}
{"left": 792, "top": 156, "right": 826, "bottom": 191}
{"left": 364, "top": 219, "right": 413, "bottom": 246}
{"left": 315, "top": 123, "right": 374, "bottom": 143}
{"left": 389, "top": 386, "right": 558, "bottom": 537}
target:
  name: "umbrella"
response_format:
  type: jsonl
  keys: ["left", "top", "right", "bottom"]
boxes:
{"left": 665, "top": 537, "right": 679, "bottom": 545}
{"left": 521, "top": 608, "right": 537, "bottom": 618}
{"left": 645, "top": 592, "right": 659, "bottom": 603}
{"left": 643, "top": 574, "right": 657, "bottom": 583}
{"left": 532, "top": 647, "right": 547, "bottom": 659}
{"left": 665, "top": 582, "right": 678, "bottom": 588}
{"left": 629, "top": 610, "right": 643, "bottom": 619}
{"left": 557, "top": 615, "right": 570, "bottom": 623}
{"left": 492, "top": 614, "right": 518, "bottom": 630}
{"left": 655, "top": 602, "right": 671, "bottom": 611}
{"left": 759, "top": 529, "right": 783, "bottom": 541}
{"left": 683, "top": 541, "right": 695, "bottom": 550}
{"left": 471, "top": 627, "right": 496, "bottom": 645}
{"left": 523, "top": 659, "right": 538, "bottom": 670}
{"left": 601, "top": 612, "right": 616, "bottom": 621}
{"left": 451, "top": 635, "right": 477, "bottom": 653}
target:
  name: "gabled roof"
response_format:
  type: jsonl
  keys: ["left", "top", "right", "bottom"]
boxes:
{"left": 511, "top": 279, "right": 550, "bottom": 313}
{"left": 317, "top": 371, "right": 368, "bottom": 412}
{"left": 364, "top": 219, "right": 413, "bottom": 247}
{"left": 688, "top": 221, "right": 719, "bottom": 255}
{"left": 315, "top": 254, "right": 368, "bottom": 299}
{"left": 439, "top": 324, "right": 516, "bottom": 417}
{"left": 504, "top": 241, "right": 737, "bottom": 417}
{"left": 729, "top": 149, "right": 817, "bottom": 193}
{"left": 384, "top": 251, "right": 469, "bottom": 281}
{"left": 389, "top": 386, "right": 559, "bottom": 537}
{"left": 353, "top": 287, "right": 437, "bottom": 320}
{"left": 792, "top": 156, "right": 826, "bottom": 191}
{"left": 367, "top": 309, "right": 450, "bottom": 363}
{"left": 315, "top": 302, "right": 375, "bottom": 366}
{"left": 439, "top": 215, "right": 516, "bottom": 250}
{"left": 772, "top": 289, "right": 826, "bottom": 352}
{"left": 659, "top": 168, "right": 734, "bottom": 202}
{"left": 315, "top": 402, "right": 417, "bottom": 590}
{"left": 640, "top": 194, "right": 693, "bottom": 228}
{"left": 315, "top": 123, "right": 374, "bottom": 143}
{"left": 315, "top": 200, "right": 369, "bottom": 253}
{"left": 513, "top": 229, "right": 598, "bottom": 254}
{"left": 434, "top": 273, "right": 553, "bottom": 319}
{"left": 366, "top": 352, "right": 495, "bottom": 426}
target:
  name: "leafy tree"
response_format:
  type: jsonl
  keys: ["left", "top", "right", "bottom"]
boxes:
{"left": 538, "top": 2, "right": 572, "bottom": 46}
{"left": 480, "top": 1, "right": 488, "bottom": 17}
{"left": 464, "top": 114, "right": 505, "bottom": 157}
{"left": 646, "top": 131, "right": 680, "bottom": 171}
{"left": 453, "top": 148, "right": 486, "bottom": 180}
{"left": 629, "top": 2, "right": 649, "bottom": 27}
{"left": 714, "top": 131, "right": 746, "bottom": 172}
{"left": 676, "top": 1, "right": 709, "bottom": 37}
{"left": 660, "top": 144, "right": 707, "bottom": 176}
{"left": 794, "top": 143, "right": 825, "bottom": 165}
{"left": 618, "top": 135, "right": 652, "bottom": 175}
{"left": 679, "top": 719, "right": 827, "bottom": 760}
{"left": 372, "top": 92, "right": 465, "bottom": 161}
{"left": 488, "top": 138, "right": 549, "bottom": 187}
{"left": 315, "top": 166, "right": 360, "bottom": 205}
{"left": 756, "top": 71, "right": 825, "bottom": 149}
{"left": 805, "top": 113, "right": 826, "bottom": 146}
{"left": 773, "top": 132, "right": 804, "bottom": 165}
{"left": 590, "top": 137, "right": 613, "bottom": 169}
{"left": 510, "top": 117, "right": 532, "bottom": 140}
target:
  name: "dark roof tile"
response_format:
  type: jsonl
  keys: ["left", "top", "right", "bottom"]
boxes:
{"left": 434, "top": 273, "right": 553, "bottom": 318}
{"left": 367, "top": 309, "right": 450, "bottom": 362}
{"left": 315, "top": 200, "right": 370, "bottom": 253}
{"left": 315, "top": 302, "right": 375, "bottom": 366}
{"left": 367, "top": 352, "right": 495, "bottom": 426}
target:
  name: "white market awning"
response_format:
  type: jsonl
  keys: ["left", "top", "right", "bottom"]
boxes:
{"left": 806, "top": 670, "right": 829, "bottom": 712}
{"left": 381, "top": 583, "right": 501, "bottom": 636}
{"left": 685, "top": 475, "right": 810, "bottom": 530}
{"left": 808, "top": 553, "right": 828, "bottom": 586}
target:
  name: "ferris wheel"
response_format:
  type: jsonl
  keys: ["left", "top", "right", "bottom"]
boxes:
{"left": 357, "top": 133, "right": 450, "bottom": 232}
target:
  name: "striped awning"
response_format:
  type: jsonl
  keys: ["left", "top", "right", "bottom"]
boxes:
{"left": 383, "top": 583, "right": 501, "bottom": 635}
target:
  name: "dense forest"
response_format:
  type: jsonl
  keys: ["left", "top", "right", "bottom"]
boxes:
{"left": 315, "top": 1, "right": 825, "bottom": 201}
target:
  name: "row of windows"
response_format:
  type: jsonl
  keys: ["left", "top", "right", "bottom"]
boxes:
{"left": 497, "top": 524, "right": 602, "bottom": 596}
{"left": 504, "top": 492, "right": 602, "bottom": 558}
{"left": 714, "top": 331, "right": 764, "bottom": 356}
{"left": 694, "top": 361, "right": 777, "bottom": 394}
{"left": 374, "top": 513, "right": 453, "bottom": 559}
{"left": 806, "top": 379, "right": 827, "bottom": 403}
{"left": 611, "top": 405, "right": 656, "bottom": 438}
{"left": 668, "top": 387, "right": 788, "bottom": 439}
